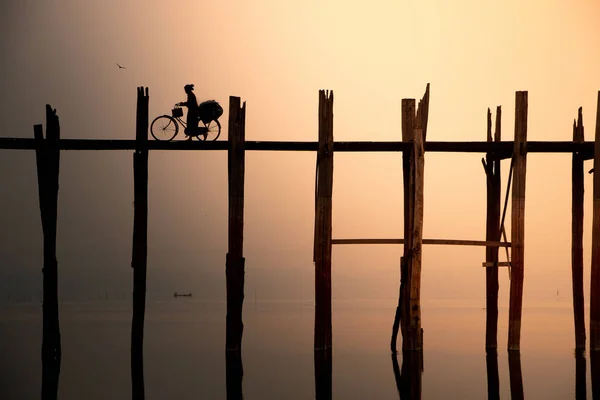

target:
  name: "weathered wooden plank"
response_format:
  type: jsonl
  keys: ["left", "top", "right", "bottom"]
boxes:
{"left": 572, "top": 107, "right": 586, "bottom": 351}
{"left": 37, "top": 105, "right": 62, "bottom": 400}
{"left": 226, "top": 96, "right": 246, "bottom": 352}
{"left": 591, "top": 91, "right": 600, "bottom": 351}
{"left": 0, "top": 137, "right": 594, "bottom": 154}
{"left": 131, "top": 87, "right": 149, "bottom": 400}
{"left": 391, "top": 98, "right": 416, "bottom": 353}
{"left": 482, "top": 262, "right": 512, "bottom": 267}
{"left": 332, "top": 238, "right": 511, "bottom": 247}
{"left": 417, "top": 83, "right": 430, "bottom": 140}
{"left": 485, "top": 106, "right": 502, "bottom": 351}
{"left": 508, "top": 91, "right": 528, "bottom": 351}
{"left": 314, "top": 90, "right": 334, "bottom": 352}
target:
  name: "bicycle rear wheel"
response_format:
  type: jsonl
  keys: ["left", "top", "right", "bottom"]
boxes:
{"left": 197, "top": 120, "right": 221, "bottom": 141}
{"left": 151, "top": 116, "right": 178, "bottom": 141}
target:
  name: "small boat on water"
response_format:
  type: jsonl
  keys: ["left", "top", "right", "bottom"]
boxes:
{"left": 173, "top": 292, "right": 192, "bottom": 298}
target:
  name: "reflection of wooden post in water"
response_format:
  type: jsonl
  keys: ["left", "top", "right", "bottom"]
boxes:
{"left": 314, "top": 90, "right": 334, "bottom": 352}
{"left": 484, "top": 107, "right": 501, "bottom": 351}
{"left": 392, "top": 351, "right": 423, "bottom": 399}
{"left": 226, "top": 350, "right": 244, "bottom": 400}
{"left": 508, "top": 92, "right": 528, "bottom": 351}
{"left": 508, "top": 351, "right": 524, "bottom": 400}
{"left": 314, "top": 348, "right": 332, "bottom": 400}
{"left": 131, "top": 87, "right": 149, "bottom": 400}
{"left": 226, "top": 96, "right": 246, "bottom": 352}
{"left": 485, "top": 349, "right": 500, "bottom": 400}
{"left": 575, "top": 350, "right": 586, "bottom": 400}
{"left": 35, "top": 105, "right": 62, "bottom": 400}
{"left": 572, "top": 107, "right": 586, "bottom": 351}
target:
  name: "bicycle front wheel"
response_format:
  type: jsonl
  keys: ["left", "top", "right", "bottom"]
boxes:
{"left": 151, "top": 116, "right": 178, "bottom": 141}
{"left": 197, "top": 120, "right": 221, "bottom": 141}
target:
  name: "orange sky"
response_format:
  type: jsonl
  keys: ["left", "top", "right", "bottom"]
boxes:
{"left": 1, "top": 0, "right": 600, "bottom": 305}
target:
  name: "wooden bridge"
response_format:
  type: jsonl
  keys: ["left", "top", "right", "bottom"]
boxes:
{"left": 8, "top": 85, "right": 600, "bottom": 399}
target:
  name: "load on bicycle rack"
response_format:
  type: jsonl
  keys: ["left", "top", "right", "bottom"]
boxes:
{"left": 151, "top": 100, "right": 223, "bottom": 141}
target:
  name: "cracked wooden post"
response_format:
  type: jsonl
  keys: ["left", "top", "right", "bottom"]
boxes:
{"left": 508, "top": 91, "right": 528, "bottom": 351}
{"left": 35, "top": 105, "right": 61, "bottom": 400}
{"left": 314, "top": 90, "right": 334, "bottom": 352}
{"left": 226, "top": 96, "right": 246, "bottom": 353}
{"left": 591, "top": 92, "right": 600, "bottom": 351}
{"left": 572, "top": 107, "right": 585, "bottom": 351}
{"left": 131, "top": 86, "right": 149, "bottom": 400}
{"left": 484, "top": 106, "right": 501, "bottom": 351}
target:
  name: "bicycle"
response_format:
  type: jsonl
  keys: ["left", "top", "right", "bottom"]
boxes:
{"left": 150, "top": 100, "right": 223, "bottom": 141}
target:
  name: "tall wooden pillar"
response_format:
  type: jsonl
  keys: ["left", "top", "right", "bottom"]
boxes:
{"left": 508, "top": 91, "right": 528, "bottom": 351}
{"left": 131, "top": 87, "right": 149, "bottom": 400}
{"left": 571, "top": 107, "right": 585, "bottom": 351}
{"left": 484, "top": 106, "right": 501, "bottom": 351}
{"left": 314, "top": 90, "right": 334, "bottom": 352}
{"left": 226, "top": 96, "right": 246, "bottom": 352}
{"left": 35, "top": 105, "right": 62, "bottom": 400}
{"left": 591, "top": 91, "right": 600, "bottom": 350}
{"left": 391, "top": 84, "right": 429, "bottom": 353}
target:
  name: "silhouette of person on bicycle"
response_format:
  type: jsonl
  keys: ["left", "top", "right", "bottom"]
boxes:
{"left": 177, "top": 84, "right": 200, "bottom": 140}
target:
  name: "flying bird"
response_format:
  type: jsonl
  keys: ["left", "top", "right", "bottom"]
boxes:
{"left": 116, "top": 63, "right": 126, "bottom": 69}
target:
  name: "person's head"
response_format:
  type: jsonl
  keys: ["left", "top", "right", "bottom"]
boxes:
{"left": 184, "top": 84, "right": 194, "bottom": 94}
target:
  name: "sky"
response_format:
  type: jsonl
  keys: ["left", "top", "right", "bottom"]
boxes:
{"left": 1, "top": 0, "right": 600, "bottom": 305}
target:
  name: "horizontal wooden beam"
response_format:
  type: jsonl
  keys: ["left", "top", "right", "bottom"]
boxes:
{"left": 332, "top": 238, "right": 511, "bottom": 247}
{"left": 482, "top": 262, "right": 512, "bottom": 267}
{"left": 0, "top": 138, "right": 594, "bottom": 154}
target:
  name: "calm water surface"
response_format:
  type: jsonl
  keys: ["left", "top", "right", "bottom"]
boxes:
{"left": 0, "top": 299, "right": 594, "bottom": 399}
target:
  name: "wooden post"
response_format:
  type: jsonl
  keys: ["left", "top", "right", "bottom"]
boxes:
{"left": 405, "top": 125, "right": 425, "bottom": 351}
{"left": 391, "top": 98, "right": 415, "bottom": 352}
{"left": 484, "top": 106, "right": 501, "bottom": 351}
{"left": 131, "top": 86, "right": 149, "bottom": 400}
{"left": 35, "top": 105, "right": 61, "bottom": 400}
{"left": 314, "top": 90, "right": 334, "bottom": 352}
{"left": 486, "top": 349, "right": 500, "bottom": 400}
{"left": 392, "top": 85, "right": 429, "bottom": 353}
{"left": 508, "top": 91, "right": 528, "bottom": 351}
{"left": 226, "top": 96, "right": 246, "bottom": 352}
{"left": 226, "top": 350, "right": 244, "bottom": 400}
{"left": 591, "top": 91, "right": 600, "bottom": 350}
{"left": 572, "top": 107, "right": 586, "bottom": 351}
{"left": 508, "top": 351, "right": 524, "bottom": 400}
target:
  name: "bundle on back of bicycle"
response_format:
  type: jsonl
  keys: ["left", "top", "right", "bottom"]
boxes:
{"left": 151, "top": 84, "right": 223, "bottom": 142}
